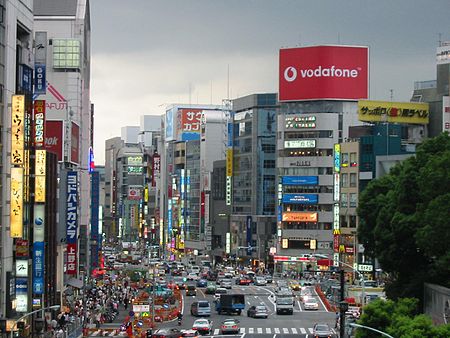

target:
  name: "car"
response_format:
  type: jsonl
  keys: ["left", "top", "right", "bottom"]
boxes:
{"left": 220, "top": 319, "right": 240, "bottom": 334}
{"left": 290, "top": 281, "right": 301, "bottom": 291}
{"left": 187, "top": 272, "right": 199, "bottom": 281}
{"left": 236, "top": 278, "right": 252, "bottom": 286}
{"left": 191, "top": 301, "right": 211, "bottom": 317}
{"left": 180, "top": 330, "right": 199, "bottom": 338}
{"left": 254, "top": 277, "right": 267, "bottom": 286}
{"left": 192, "top": 318, "right": 213, "bottom": 335}
{"left": 264, "top": 275, "right": 273, "bottom": 283}
{"left": 304, "top": 299, "right": 319, "bottom": 310}
{"left": 113, "top": 262, "right": 125, "bottom": 269}
{"left": 186, "top": 285, "right": 197, "bottom": 296}
{"left": 276, "top": 280, "right": 288, "bottom": 288}
{"left": 205, "top": 283, "right": 216, "bottom": 294}
{"left": 190, "top": 266, "right": 201, "bottom": 274}
{"left": 247, "top": 305, "right": 268, "bottom": 318}
{"left": 214, "top": 287, "right": 228, "bottom": 301}
{"left": 312, "top": 323, "right": 334, "bottom": 338}
{"left": 173, "top": 277, "right": 186, "bottom": 290}
{"left": 171, "top": 269, "right": 182, "bottom": 276}
{"left": 196, "top": 279, "right": 208, "bottom": 288}
{"left": 152, "top": 328, "right": 182, "bottom": 338}
{"left": 220, "top": 279, "right": 232, "bottom": 289}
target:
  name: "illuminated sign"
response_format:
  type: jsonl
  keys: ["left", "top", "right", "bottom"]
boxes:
{"left": 282, "top": 194, "right": 318, "bottom": 204}
{"left": 334, "top": 144, "right": 341, "bottom": 173}
{"left": 11, "top": 95, "right": 25, "bottom": 165}
{"left": 358, "top": 100, "right": 429, "bottom": 125}
{"left": 128, "top": 186, "right": 141, "bottom": 200}
{"left": 333, "top": 204, "right": 340, "bottom": 230}
{"left": 334, "top": 173, "right": 340, "bottom": 202}
{"left": 66, "top": 243, "right": 77, "bottom": 275}
{"left": 282, "top": 238, "right": 289, "bottom": 249}
{"left": 15, "top": 278, "right": 28, "bottom": 312}
{"left": 226, "top": 232, "right": 231, "bottom": 254}
{"left": 333, "top": 253, "right": 340, "bottom": 267}
{"left": 310, "top": 239, "right": 317, "bottom": 250}
{"left": 32, "top": 241, "right": 44, "bottom": 294}
{"left": 152, "top": 154, "right": 160, "bottom": 187}
{"left": 226, "top": 176, "right": 232, "bottom": 205}
{"left": 33, "top": 204, "right": 45, "bottom": 242}
{"left": 10, "top": 167, "right": 24, "bottom": 238}
{"left": 33, "top": 100, "right": 46, "bottom": 148}
{"left": 35, "top": 150, "right": 46, "bottom": 202}
{"left": 16, "top": 260, "right": 28, "bottom": 277}
{"left": 285, "top": 115, "right": 316, "bottom": 129}
{"left": 358, "top": 264, "right": 373, "bottom": 272}
{"left": 282, "top": 212, "right": 317, "bottom": 222}
{"left": 282, "top": 176, "right": 318, "bottom": 185}
{"left": 128, "top": 166, "right": 143, "bottom": 175}
{"left": 284, "top": 139, "right": 316, "bottom": 148}
{"left": 127, "top": 156, "right": 143, "bottom": 166}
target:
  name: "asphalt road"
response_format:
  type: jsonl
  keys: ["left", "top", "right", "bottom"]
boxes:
{"left": 158, "top": 279, "right": 336, "bottom": 337}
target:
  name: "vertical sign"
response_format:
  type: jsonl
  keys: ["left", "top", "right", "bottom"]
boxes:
{"left": 35, "top": 150, "right": 46, "bottom": 203}
{"left": 443, "top": 96, "right": 450, "bottom": 132}
{"left": 333, "top": 144, "right": 341, "bottom": 264}
{"left": 33, "top": 100, "right": 46, "bottom": 148}
{"left": 246, "top": 216, "right": 252, "bottom": 255}
{"left": 10, "top": 167, "right": 24, "bottom": 238}
{"left": 34, "top": 65, "right": 46, "bottom": 95}
{"left": 226, "top": 149, "right": 233, "bottom": 206}
{"left": 90, "top": 172, "right": 100, "bottom": 269}
{"left": 66, "top": 171, "right": 78, "bottom": 275}
{"left": 334, "top": 144, "right": 341, "bottom": 173}
{"left": 11, "top": 95, "right": 25, "bottom": 165}
{"left": 32, "top": 241, "right": 44, "bottom": 294}
{"left": 152, "top": 154, "right": 161, "bottom": 187}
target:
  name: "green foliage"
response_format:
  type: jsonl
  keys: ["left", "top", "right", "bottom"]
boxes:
{"left": 357, "top": 133, "right": 450, "bottom": 301}
{"left": 355, "top": 298, "right": 450, "bottom": 338}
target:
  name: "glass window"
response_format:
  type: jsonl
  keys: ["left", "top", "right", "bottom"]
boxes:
{"left": 341, "top": 193, "right": 348, "bottom": 207}
{"left": 53, "top": 39, "right": 81, "bottom": 69}
{"left": 349, "top": 215, "right": 357, "bottom": 228}
{"left": 350, "top": 152, "right": 357, "bottom": 167}
{"left": 350, "top": 173, "right": 357, "bottom": 187}
{"left": 349, "top": 193, "right": 357, "bottom": 208}
{"left": 341, "top": 173, "right": 348, "bottom": 188}
{"left": 342, "top": 153, "right": 349, "bottom": 167}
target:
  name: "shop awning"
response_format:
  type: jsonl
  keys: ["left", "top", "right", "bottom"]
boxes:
{"left": 66, "top": 278, "right": 84, "bottom": 289}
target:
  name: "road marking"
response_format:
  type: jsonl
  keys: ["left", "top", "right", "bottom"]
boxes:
{"left": 300, "top": 328, "right": 307, "bottom": 334}
{"left": 282, "top": 328, "right": 289, "bottom": 334}
{"left": 239, "top": 328, "right": 245, "bottom": 334}
{"left": 247, "top": 301, "right": 251, "bottom": 305}
{"left": 297, "top": 300, "right": 303, "bottom": 311}
{"left": 291, "top": 328, "right": 297, "bottom": 334}
{"left": 308, "top": 328, "right": 314, "bottom": 333}
{"left": 213, "top": 329, "right": 219, "bottom": 335}
{"left": 313, "top": 286, "right": 329, "bottom": 312}
{"left": 274, "top": 328, "right": 280, "bottom": 333}
{"left": 257, "top": 328, "right": 262, "bottom": 334}
{"left": 198, "top": 288, "right": 206, "bottom": 298}
{"left": 265, "top": 328, "right": 271, "bottom": 334}
{"left": 248, "top": 328, "right": 254, "bottom": 334}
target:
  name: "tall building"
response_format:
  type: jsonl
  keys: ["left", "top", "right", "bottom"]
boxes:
{"left": 229, "top": 93, "right": 278, "bottom": 268}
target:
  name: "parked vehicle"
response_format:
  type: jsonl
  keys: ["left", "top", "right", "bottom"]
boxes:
{"left": 215, "top": 294, "right": 245, "bottom": 315}
{"left": 191, "top": 301, "right": 211, "bottom": 317}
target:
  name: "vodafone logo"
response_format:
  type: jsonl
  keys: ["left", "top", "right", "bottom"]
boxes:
{"left": 283, "top": 65, "right": 360, "bottom": 82}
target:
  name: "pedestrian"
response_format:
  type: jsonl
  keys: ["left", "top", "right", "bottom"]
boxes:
{"left": 335, "top": 312, "right": 339, "bottom": 328}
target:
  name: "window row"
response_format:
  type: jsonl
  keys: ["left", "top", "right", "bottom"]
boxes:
{"left": 341, "top": 193, "right": 358, "bottom": 208}
{"left": 282, "top": 130, "right": 333, "bottom": 139}
{"left": 283, "top": 222, "right": 332, "bottom": 230}
{"left": 280, "top": 167, "right": 333, "bottom": 176}
{"left": 341, "top": 173, "right": 357, "bottom": 188}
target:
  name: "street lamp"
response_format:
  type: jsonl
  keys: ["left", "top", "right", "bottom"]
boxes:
{"left": 10, "top": 305, "right": 60, "bottom": 338}
{"left": 349, "top": 323, "right": 394, "bottom": 338}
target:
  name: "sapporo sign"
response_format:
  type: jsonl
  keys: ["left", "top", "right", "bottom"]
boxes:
{"left": 358, "top": 100, "right": 429, "bottom": 125}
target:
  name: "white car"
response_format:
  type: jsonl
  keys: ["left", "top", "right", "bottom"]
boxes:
{"left": 214, "top": 287, "right": 228, "bottom": 301}
{"left": 187, "top": 272, "right": 199, "bottom": 281}
{"left": 192, "top": 318, "right": 212, "bottom": 335}
{"left": 304, "top": 299, "right": 319, "bottom": 310}
{"left": 254, "top": 277, "right": 267, "bottom": 286}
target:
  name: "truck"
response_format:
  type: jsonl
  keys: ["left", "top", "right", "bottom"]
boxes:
{"left": 215, "top": 294, "right": 245, "bottom": 315}
{"left": 275, "top": 291, "right": 294, "bottom": 315}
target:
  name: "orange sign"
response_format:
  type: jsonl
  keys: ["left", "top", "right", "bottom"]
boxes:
{"left": 282, "top": 212, "right": 317, "bottom": 222}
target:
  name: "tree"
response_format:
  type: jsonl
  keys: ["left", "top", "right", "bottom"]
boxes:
{"left": 357, "top": 133, "right": 450, "bottom": 301}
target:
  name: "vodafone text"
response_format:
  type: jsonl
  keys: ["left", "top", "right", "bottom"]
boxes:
{"left": 284, "top": 65, "right": 359, "bottom": 82}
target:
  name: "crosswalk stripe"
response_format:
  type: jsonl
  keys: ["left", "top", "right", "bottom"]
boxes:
{"left": 265, "top": 328, "right": 271, "bottom": 334}
{"left": 213, "top": 329, "right": 219, "bottom": 335}
{"left": 274, "top": 328, "right": 280, "bottom": 333}
{"left": 291, "top": 328, "right": 298, "bottom": 334}
{"left": 300, "top": 327, "right": 307, "bottom": 334}
{"left": 257, "top": 328, "right": 263, "bottom": 334}
{"left": 249, "top": 328, "right": 254, "bottom": 334}
{"left": 283, "top": 328, "right": 289, "bottom": 333}
{"left": 239, "top": 328, "right": 245, "bottom": 334}
{"left": 309, "top": 327, "right": 314, "bottom": 333}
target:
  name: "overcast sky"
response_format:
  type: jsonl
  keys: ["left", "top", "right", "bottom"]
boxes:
{"left": 90, "top": 0, "right": 450, "bottom": 164}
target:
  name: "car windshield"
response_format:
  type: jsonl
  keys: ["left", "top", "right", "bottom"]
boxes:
{"left": 223, "top": 320, "right": 237, "bottom": 325}
{"left": 198, "top": 302, "right": 209, "bottom": 307}
{"left": 256, "top": 306, "right": 267, "bottom": 311}
{"left": 195, "top": 319, "right": 208, "bottom": 325}
{"left": 316, "top": 324, "right": 330, "bottom": 331}
{"left": 216, "top": 289, "right": 227, "bottom": 293}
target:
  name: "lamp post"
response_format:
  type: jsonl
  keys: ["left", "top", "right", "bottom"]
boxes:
{"left": 10, "top": 304, "right": 60, "bottom": 338}
{"left": 350, "top": 323, "right": 394, "bottom": 338}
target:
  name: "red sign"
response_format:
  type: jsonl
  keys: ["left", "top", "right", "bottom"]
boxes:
{"left": 66, "top": 243, "right": 77, "bottom": 275}
{"left": 279, "top": 45, "right": 369, "bottom": 101}
{"left": 15, "top": 239, "right": 29, "bottom": 258}
{"left": 45, "top": 120, "right": 63, "bottom": 161}
{"left": 178, "top": 109, "right": 202, "bottom": 133}
{"left": 33, "top": 100, "right": 46, "bottom": 148}
{"left": 71, "top": 122, "right": 80, "bottom": 164}
{"left": 333, "top": 234, "right": 340, "bottom": 252}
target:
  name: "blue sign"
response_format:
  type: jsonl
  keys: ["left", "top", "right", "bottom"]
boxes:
{"left": 165, "top": 109, "right": 174, "bottom": 140}
{"left": 282, "top": 194, "right": 318, "bottom": 204}
{"left": 278, "top": 205, "right": 282, "bottom": 222}
{"left": 34, "top": 64, "right": 46, "bottom": 94}
{"left": 90, "top": 171, "right": 100, "bottom": 268}
{"left": 163, "top": 303, "right": 169, "bottom": 309}
{"left": 66, "top": 171, "right": 78, "bottom": 244}
{"left": 227, "top": 122, "right": 233, "bottom": 147}
{"left": 19, "top": 64, "right": 33, "bottom": 93}
{"left": 33, "top": 242, "right": 45, "bottom": 294}
{"left": 282, "top": 176, "right": 318, "bottom": 186}
{"left": 246, "top": 216, "right": 252, "bottom": 255}
{"left": 15, "top": 278, "right": 28, "bottom": 294}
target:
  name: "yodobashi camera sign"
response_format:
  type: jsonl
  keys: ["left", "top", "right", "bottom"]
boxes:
{"left": 279, "top": 45, "right": 369, "bottom": 101}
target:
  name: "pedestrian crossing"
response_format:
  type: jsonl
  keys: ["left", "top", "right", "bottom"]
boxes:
{"left": 211, "top": 327, "right": 317, "bottom": 335}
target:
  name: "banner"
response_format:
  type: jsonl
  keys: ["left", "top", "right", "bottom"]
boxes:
{"left": 66, "top": 171, "right": 78, "bottom": 244}
{"left": 282, "top": 212, "right": 318, "bottom": 222}
{"left": 358, "top": 100, "right": 429, "bottom": 125}
{"left": 282, "top": 194, "right": 318, "bottom": 204}
{"left": 11, "top": 95, "right": 25, "bottom": 165}
{"left": 10, "top": 167, "right": 24, "bottom": 238}
{"left": 282, "top": 176, "right": 318, "bottom": 185}
{"left": 32, "top": 242, "right": 44, "bottom": 294}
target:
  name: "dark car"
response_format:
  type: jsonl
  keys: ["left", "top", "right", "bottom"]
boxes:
{"left": 186, "top": 285, "right": 197, "bottom": 296}
{"left": 196, "top": 279, "right": 208, "bottom": 288}
{"left": 312, "top": 323, "right": 334, "bottom": 338}
{"left": 247, "top": 305, "right": 268, "bottom": 318}
{"left": 171, "top": 269, "right": 182, "bottom": 276}
{"left": 152, "top": 328, "right": 182, "bottom": 338}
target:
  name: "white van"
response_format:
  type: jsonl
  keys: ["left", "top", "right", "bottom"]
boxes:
{"left": 190, "top": 266, "right": 201, "bottom": 275}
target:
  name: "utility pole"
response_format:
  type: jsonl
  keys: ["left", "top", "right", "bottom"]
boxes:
{"left": 339, "top": 269, "right": 348, "bottom": 338}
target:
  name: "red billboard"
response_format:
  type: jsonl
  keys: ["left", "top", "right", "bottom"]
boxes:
{"left": 279, "top": 45, "right": 369, "bottom": 101}
{"left": 45, "top": 120, "right": 63, "bottom": 161}
{"left": 71, "top": 122, "right": 80, "bottom": 164}
{"left": 66, "top": 243, "right": 77, "bottom": 275}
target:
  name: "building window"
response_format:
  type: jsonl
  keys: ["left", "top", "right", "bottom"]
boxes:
{"left": 350, "top": 173, "right": 357, "bottom": 187}
{"left": 342, "top": 153, "right": 349, "bottom": 167}
{"left": 350, "top": 152, "right": 357, "bottom": 167}
{"left": 341, "top": 173, "right": 348, "bottom": 188}
{"left": 263, "top": 160, "right": 275, "bottom": 168}
{"left": 349, "top": 193, "right": 357, "bottom": 208}
{"left": 53, "top": 39, "right": 81, "bottom": 68}
{"left": 341, "top": 193, "right": 348, "bottom": 207}
{"left": 349, "top": 215, "right": 357, "bottom": 228}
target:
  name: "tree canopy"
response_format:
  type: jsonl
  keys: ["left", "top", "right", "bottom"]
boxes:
{"left": 357, "top": 133, "right": 450, "bottom": 301}
{"left": 355, "top": 298, "right": 450, "bottom": 338}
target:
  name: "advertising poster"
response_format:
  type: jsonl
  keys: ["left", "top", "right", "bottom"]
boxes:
{"left": 71, "top": 122, "right": 80, "bottom": 164}
{"left": 282, "top": 212, "right": 318, "bottom": 222}
{"left": 358, "top": 100, "right": 429, "bottom": 125}
{"left": 66, "top": 171, "right": 78, "bottom": 274}
{"left": 178, "top": 108, "right": 202, "bottom": 141}
{"left": 32, "top": 241, "right": 44, "bottom": 294}
{"left": 282, "top": 176, "right": 318, "bottom": 185}
{"left": 45, "top": 120, "right": 64, "bottom": 161}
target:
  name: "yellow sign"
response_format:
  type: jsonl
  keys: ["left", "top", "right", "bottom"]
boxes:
{"left": 310, "top": 239, "right": 317, "bottom": 250}
{"left": 11, "top": 95, "right": 25, "bottom": 165}
{"left": 339, "top": 244, "right": 345, "bottom": 253}
{"left": 144, "top": 186, "right": 149, "bottom": 202}
{"left": 282, "top": 238, "right": 288, "bottom": 249}
{"left": 226, "top": 149, "right": 233, "bottom": 177}
{"left": 282, "top": 212, "right": 318, "bottom": 222}
{"left": 35, "top": 150, "right": 46, "bottom": 202}
{"left": 358, "top": 100, "right": 429, "bottom": 124}
{"left": 333, "top": 229, "right": 341, "bottom": 235}
{"left": 10, "top": 167, "right": 24, "bottom": 238}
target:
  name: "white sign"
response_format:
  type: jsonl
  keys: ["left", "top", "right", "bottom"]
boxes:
{"left": 133, "top": 304, "right": 150, "bottom": 312}
{"left": 226, "top": 233, "right": 231, "bottom": 254}
{"left": 16, "top": 260, "right": 28, "bottom": 277}
{"left": 333, "top": 253, "right": 340, "bottom": 267}
{"left": 16, "top": 294, "right": 28, "bottom": 312}
{"left": 333, "top": 204, "right": 340, "bottom": 230}
{"left": 437, "top": 45, "right": 450, "bottom": 64}
{"left": 443, "top": 96, "right": 450, "bottom": 132}
{"left": 284, "top": 139, "right": 316, "bottom": 148}
{"left": 358, "top": 264, "right": 373, "bottom": 272}
{"left": 334, "top": 173, "right": 340, "bottom": 201}
{"left": 226, "top": 176, "right": 232, "bottom": 205}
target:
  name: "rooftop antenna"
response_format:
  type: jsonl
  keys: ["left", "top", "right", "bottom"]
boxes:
{"left": 438, "top": 33, "right": 442, "bottom": 47}
{"left": 389, "top": 89, "right": 394, "bottom": 101}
